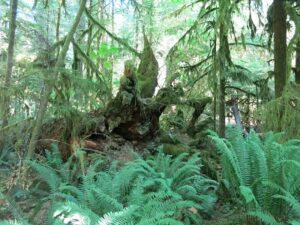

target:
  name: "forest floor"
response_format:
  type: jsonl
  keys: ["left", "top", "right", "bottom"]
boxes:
{"left": 0, "top": 127, "right": 247, "bottom": 225}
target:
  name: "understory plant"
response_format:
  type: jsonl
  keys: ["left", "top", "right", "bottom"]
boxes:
{"left": 209, "top": 127, "right": 300, "bottom": 224}
{"left": 11, "top": 145, "right": 217, "bottom": 225}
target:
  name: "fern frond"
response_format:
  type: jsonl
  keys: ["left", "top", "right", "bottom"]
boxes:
{"left": 289, "top": 220, "right": 300, "bottom": 225}
{"left": 209, "top": 133, "right": 243, "bottom": 191}
{"left": 48, "top": 201, "right": 100, "bottom": 225}
{"left": 239, "top": 185, "right": 259, "bottom": 210}
{"left": 0, "top": 221, "right": 29, "bottom": 225}
{"left": 249, "top": 210, "right": 284, "bottom": 225}
{"left": 273, "top": 194, "right": 300, "bottom": 218}
{"left": 28, "top": 160, "right": 62, "bottom": 192}
{"left": 97, "top": 206, "right": 138, "bottom": 225}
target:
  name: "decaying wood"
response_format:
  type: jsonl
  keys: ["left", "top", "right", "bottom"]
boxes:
{"left": 136, "top": 35, "right": 159, "bottom": 98}
{"left": 2, "top": 35, "right": 210, "bottom": 159}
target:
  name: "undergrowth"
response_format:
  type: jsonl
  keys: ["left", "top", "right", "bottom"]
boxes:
{"left": 209, "top": 127, "right": 300, "bottom": 224}
{"left": 0, "top": 145, "right": 217, "bottom": 225}
{"left": 2, "top": 127, "right": 300, "bottom": 225}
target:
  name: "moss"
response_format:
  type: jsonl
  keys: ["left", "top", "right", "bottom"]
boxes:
{"left": 159, "top": 131, "right": 181, "bottom": 144}
{"left": 162, "top": 143, "right": 190, "bottom": 156}
{"left": 262, "top": 83, "right": 300, "bottom": 139}
{"left": 136, "top": 35, "right": 159, "bottom": 98}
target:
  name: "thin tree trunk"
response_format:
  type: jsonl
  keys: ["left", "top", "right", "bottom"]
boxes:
{"left": 217, "top": 0, "right": 232, "bottom": 138}
{"left": 218, "top": 76, "right": 226, "bottom": 137}
{"left": 1, "top": 0, "right": 18, "bottom": 129}
{"left": 296, "top": 41, "right": 300, "bottom": 84}
{"left": 135, "top": 10, "right": 139, "bottom": 53}
{"left": 218, "top": 22, "right": 227, "bottom": 138}
{"left": 213, "top": 84, "right": 217, "bottom": 132}
{"left": 109, "top": 0, "right": 115, "bottom": 99}
{"left": 27, "top": 0, "right": 87, "bottom": 159}
{"left": 86, "top": 0, "right": 93, "bottom": 109}
{"left": 273, "top": 0, "right": 287, "bottom": 97}
{"left": 213, "top": 36, "right": 217, "bottom": 132}
{"left": 231, "top": 98, "right": 242, "bottom": 130}
{"left": 96, "top": 0, "right": 104, "bottom": 70}
{"left": 55, "top": 1, "right": 62, "bottom": 58}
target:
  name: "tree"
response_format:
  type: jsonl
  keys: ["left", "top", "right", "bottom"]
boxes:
{"left": 216, "top": 0, "right": 232, "bottom": 137}
{"left": 296, "top": 41, "right": 300, "bottom": 84}
{"left": 1, "top": 0, "right": 18, "bottom": 128}
{"left": 27, "top": 0, "right": 87, "bottom": 158}
{"left": 273, "top": 0, "right": 287, "bottom": 98}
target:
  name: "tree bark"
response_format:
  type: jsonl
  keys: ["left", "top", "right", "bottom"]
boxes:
{"left": 27, "top": 0, "right": 87, "bottom": 159}
{"left": 273, "top": 0, "right": 287, "bottom": 97}
{"left": 216, "top": 0, "right": 232, "bottom": 138}
{"left": 218, "top": 21, "right": 227, "bottom": 138}
{"left": 296, "top": 41, "right": 300, "bottom": 84}
{"left": 218, "top": 76, "right": 226, "bottom": 138}
{"left": 1, "top": 0, "right": 18, "bottom": 129}
{"left": 231, "top": 98, "right": 242, "bottom": 130}
{"left": 55, "top": 1, "right": 62, "bottom": 58}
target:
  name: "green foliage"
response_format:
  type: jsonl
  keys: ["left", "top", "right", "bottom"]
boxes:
{"left": 28, "top": 144, "right": 79, "bottom": 193}
{"left": 209, "top": 127, "right": 300, "bottom": 224}
{"left": 0, "top": 221, "right": 29, "bottom": 225}
{"left": 0, "top": 190, "right": 27, "bottom": 224}
{"left": 90, "top": 43, "right": 119, "bottom": 60}
{"left": 27, "top": 145, "right": 217, "bottom": 225}
{"left": 263, "top": 83, "right": 300, "bottom": 139}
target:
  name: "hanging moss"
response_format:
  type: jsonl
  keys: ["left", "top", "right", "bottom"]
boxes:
{"left": 262, "top": 83, "right": 300, "bottom": 139}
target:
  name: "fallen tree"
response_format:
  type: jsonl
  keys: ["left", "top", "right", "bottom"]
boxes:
{"left": 1, "top": 34, "right": 211, "bottom": 160}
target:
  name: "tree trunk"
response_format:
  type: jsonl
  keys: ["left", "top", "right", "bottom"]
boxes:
{"left": 55, "top": 1, "right": 62, "bottom": 58}
{"left": 27, "top": 0, "right": 87, "bottom": 159}
{"left": 110, "top": 0, "right": 115, "bottom": 96}
{"left": 273, "top": 0, "right": 287, "bottom": 97}
{"left": 216, "top": 0, "right": 232, "bottom": 138}
{"left": 231, "top": 98, "right": 243, "bottom": 130}
{"left": 218, "top": 21, "right": 227, "bottom": 138}
{"left": 218, "top": 76, "right": 226, "bottom": 137}
{"left": 296, "top": 41, "right": 300, "bottom": 84}
{"left": 1, "top": 0, "right": 18, "bottom": 129}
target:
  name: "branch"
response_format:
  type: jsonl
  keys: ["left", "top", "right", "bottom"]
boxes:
{"left": 180, "top": 55, "right": 213, "bottom": 71}
{"left": 229, "top": 42, "right": 267, "bottom": 49}
{"left": 48, "top": 36, "right": 66, "bottom": 52}
{"left": 85, "top": 8, "right": 141, "bottom": 58}
{"left": 225, "top": 85, "right": 256, "bottom": 97}
{"left": 72, "top": 40, "right": 107, "bottom": 85}
{"left": 166, "top": 6, "right": 217, "bottom": 60}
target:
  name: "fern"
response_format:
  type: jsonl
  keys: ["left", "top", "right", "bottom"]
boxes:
{"left": 48, "top": 201, "right": 100, "bottom": 225}
{"left": 30, "top": 146, "right": 217, "bottom": 225}
{"left": 210, "top": 127, "right": 300, "bottom": 223}
{"left": 0, "top": 221, "right": 29, "bottom": 225}
{"left": 248, "top": 211, "right": 284, "bottom": 225}
{"left": 28, "top": 160, "right": 62, "bottom": 192}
